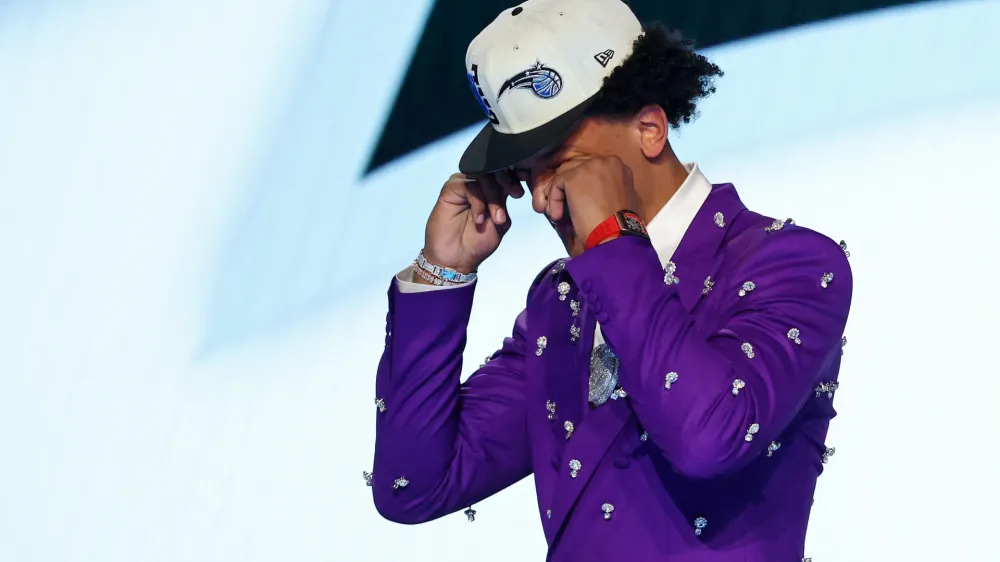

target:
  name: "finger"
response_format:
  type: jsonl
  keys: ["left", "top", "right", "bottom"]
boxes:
{"left": 544, "top": 157, "right": 594, "bottom": 223}
{"left": 440, "top": 173, "right": 476, "bottom": 205}
{"left": 487, "top": 170, "right": 523, "bottom": 226}
{"left": 484, "top": 171, "right": 515, "bottom": 237}
{"left": 546, "top": 177, "right": 568, "bottom": 223}
{"left": 495, "top": 204, "right": 514, "bottom": 238}
{"left": 472, "top": 174, "right": 503, "bottom": 224}
{"left": 443, "top": 172, "right": 474, "bottom": 189}
{"left": 479, "top": 174, "right": 508, "bottom": 225}
{"left": 498, "top": 168, "right": 526, "bottom": 199}
{"left": 464, "top": 178, "right": 489, "bottom": 225}
{"left": 531, "top": 176, "right": 549, "bottom": 215}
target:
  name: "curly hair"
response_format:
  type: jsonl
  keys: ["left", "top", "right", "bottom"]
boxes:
{"left": 586, "top": 22, "right": 724, "bottom": 129}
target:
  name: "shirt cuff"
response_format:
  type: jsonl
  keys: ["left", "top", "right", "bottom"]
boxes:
{"left": 395, "top": 265, "right": 474, "bottom": 293}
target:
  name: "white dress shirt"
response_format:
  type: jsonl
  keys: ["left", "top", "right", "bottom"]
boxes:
{"left": 397, "top": 163, "right": 713, "bottom": 348}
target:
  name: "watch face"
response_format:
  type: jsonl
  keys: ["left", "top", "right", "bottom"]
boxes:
{"left": 624, "top": 215, "right": 643, "bottom": 232}
{"left": 620, "top": 212, "right": 648, "bottom": 237}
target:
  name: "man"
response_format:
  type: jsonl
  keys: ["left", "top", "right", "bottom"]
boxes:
{"left": 369, "top": 0, "right": 852, "bottom": 559}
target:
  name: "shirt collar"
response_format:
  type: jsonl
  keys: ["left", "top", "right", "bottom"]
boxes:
{"left": 644, "top": 162, "right": 712, "bottom": 267}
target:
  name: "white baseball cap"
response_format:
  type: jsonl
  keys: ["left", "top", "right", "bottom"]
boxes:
{"left": 459, "top": 0, "right": 644, "bottom": 174}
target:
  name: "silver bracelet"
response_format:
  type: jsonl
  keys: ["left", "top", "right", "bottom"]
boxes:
{"left": 412, "top": 264, "right": 461, "bottom": 286}
{"left": 414, "top": 251, "right": 477, "bottom": 284}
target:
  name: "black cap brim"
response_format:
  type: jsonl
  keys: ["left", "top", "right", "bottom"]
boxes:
{"left": 458, "top": 93, "right": 597, "bottom": 175}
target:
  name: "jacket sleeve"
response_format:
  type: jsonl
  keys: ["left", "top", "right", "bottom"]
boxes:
{"left": 564, "top": 232, "right": 852, "bottom": 479}
{"left": 370, "top": 272, "right": 540, "bottom": 524}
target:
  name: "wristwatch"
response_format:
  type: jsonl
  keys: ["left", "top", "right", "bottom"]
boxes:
{"left": 584, "top": 210, "right": 649, "bottom": 251}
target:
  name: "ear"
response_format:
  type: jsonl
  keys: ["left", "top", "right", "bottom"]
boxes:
{"left": 635, "top": 104, "right": 668, "bottom": 160}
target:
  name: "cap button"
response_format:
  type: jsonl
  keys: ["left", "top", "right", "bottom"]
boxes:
{"left": 511, "top": 7, "right": 523, "bottom": 16}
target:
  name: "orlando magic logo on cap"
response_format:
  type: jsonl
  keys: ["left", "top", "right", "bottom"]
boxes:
{"left": 459, "top": 0, "right": 643, "bottom": 175}
{"left": 498, "top": 60, "right": 563, "bottom": 100}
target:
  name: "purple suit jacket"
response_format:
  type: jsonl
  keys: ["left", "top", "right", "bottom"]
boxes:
{"left": 371, "top": 184, "right": 852, "bottom": 561}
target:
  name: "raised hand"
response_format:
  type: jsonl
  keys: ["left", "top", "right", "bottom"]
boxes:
{"left": 531, "top": 155, "right": 636, "bottom": 257}
{"left": 422, "top": 169, "right": 525, "bottom": 275}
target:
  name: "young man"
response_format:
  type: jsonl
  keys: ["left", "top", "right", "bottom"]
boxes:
{"left": 369, "top": 0, "right": 852, "bottom": 559}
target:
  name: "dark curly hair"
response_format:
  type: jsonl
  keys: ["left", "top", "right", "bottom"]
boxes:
{"left": 586, "top": 22, "right": 724, "bottom": 129}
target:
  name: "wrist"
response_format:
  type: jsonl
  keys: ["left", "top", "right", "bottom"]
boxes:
{"left": 421, "top": 250, "right": 478, "bottom": 276}
{"left": 584, "top": 210, "right": 648, "bottom": 251}
{"left": 413, "top": 250, "right": 478, "bottom": 286}
{"left": 411, "top": 268, "right": 437, "bottom": 285}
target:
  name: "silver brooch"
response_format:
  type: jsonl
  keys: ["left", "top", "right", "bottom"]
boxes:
{"left": 363, "top": 471, "right": 373, "bottom": 486}
{"left": 393, "top": 477, "right": 409, "bottom": 490}
{"left": 663, "top": 261, "right": 679, "bottom": 285}
{"left": 664, "top": 371, "right": 679, "bottom": 390}
{"left": 714, "top": 212, "right": 725, "bottom": 227}
{"left": 536, "top": 336, "right": 547, "bottom": 356}
{"left": 464, "top": 506, "right": 477, "bottom": 522}
{"left": 738, "top": 281, "right": 756, "bottom": 297}
{"left": 557, "top": 281, "right": 571, "bottom": 301}
{"left": 787, "top": 328, "right": 801, "bottom": 345}
{"left": 731, "top": 379, "right": 745, "bottom": 396}
{"left": 765, "top": 219, "right": 784, "bottom": 233}
{"left": 639, "top": 431, "right": 649, "bottom": 442}
{"left": 546, "top": 509, "right": 552, "bottom": 519}
{"left": 546, "top": 400, "right": 557, "bottom": 420}
{"left": 570, "top": 300, "right": 580, "bottom": 317}
{"left": 815, "top": 381, "right": 839, "bottom": 398}
{"left": 375, "top": 397, "right": 386, "bottom": 413}
{"left": 550, "top": 260, "right": 566, "bottom": 275}
{"left": 839, "top": 240, "right": 850, "bottom": 258}
{"left": 570, "top": 325, "right": 581, "bottom": 342}
{"left": 822, "top": 446, "right": 836, "bottom": 464}
{"left": 741, "top": 342, "right": 755, "bottom": 359}
{"left": 703, "top": 276, "right": 714, "bottom": 294}
{"left": 841, "top": 335, "right": 847, "bottom": 350}
{"left": 744, "top": 423, "right": 760, "bottom": 442}
{"left": 589, "top": 344, "right": 620, "bottom": 406}
{"left": 820, "top": 272, "right": 834, "bottom": 289}
{"left": 767, "top": 442, "right": 781, "bottom": 457}
{"left": 569, "top": 459, "right": 582, "bottom": 479}
{"left": 694, "top": 516, "right": 708, "bottom": 536}
{"left": 611, "top": 386, "right": 628, "bottom": 400}
{"left": 804, "top": 558, "right": 812, "bottom": 562}
{"left": 602, "top": 503, "right": 615, "bottom": 520}
{"left": 564, "top": 420, "right": 575, "bottom": 439}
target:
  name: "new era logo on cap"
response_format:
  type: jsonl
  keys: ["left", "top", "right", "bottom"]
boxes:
{"left": 459, "top": 0, "right": 643, "bottom": 174}
{"left": 594, "top": 49, "right": 615, "bottom": 68}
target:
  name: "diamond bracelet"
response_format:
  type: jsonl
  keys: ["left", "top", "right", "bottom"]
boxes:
{"left": 414, "top": 251, "right": 477, "bottom": 285}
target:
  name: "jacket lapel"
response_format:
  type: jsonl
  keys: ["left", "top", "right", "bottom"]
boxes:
{"left": 671, "top": 183, "right": 747, "bottom": 313}
{"left": 526, "top": 264, "right": 594, "bottom": 513}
